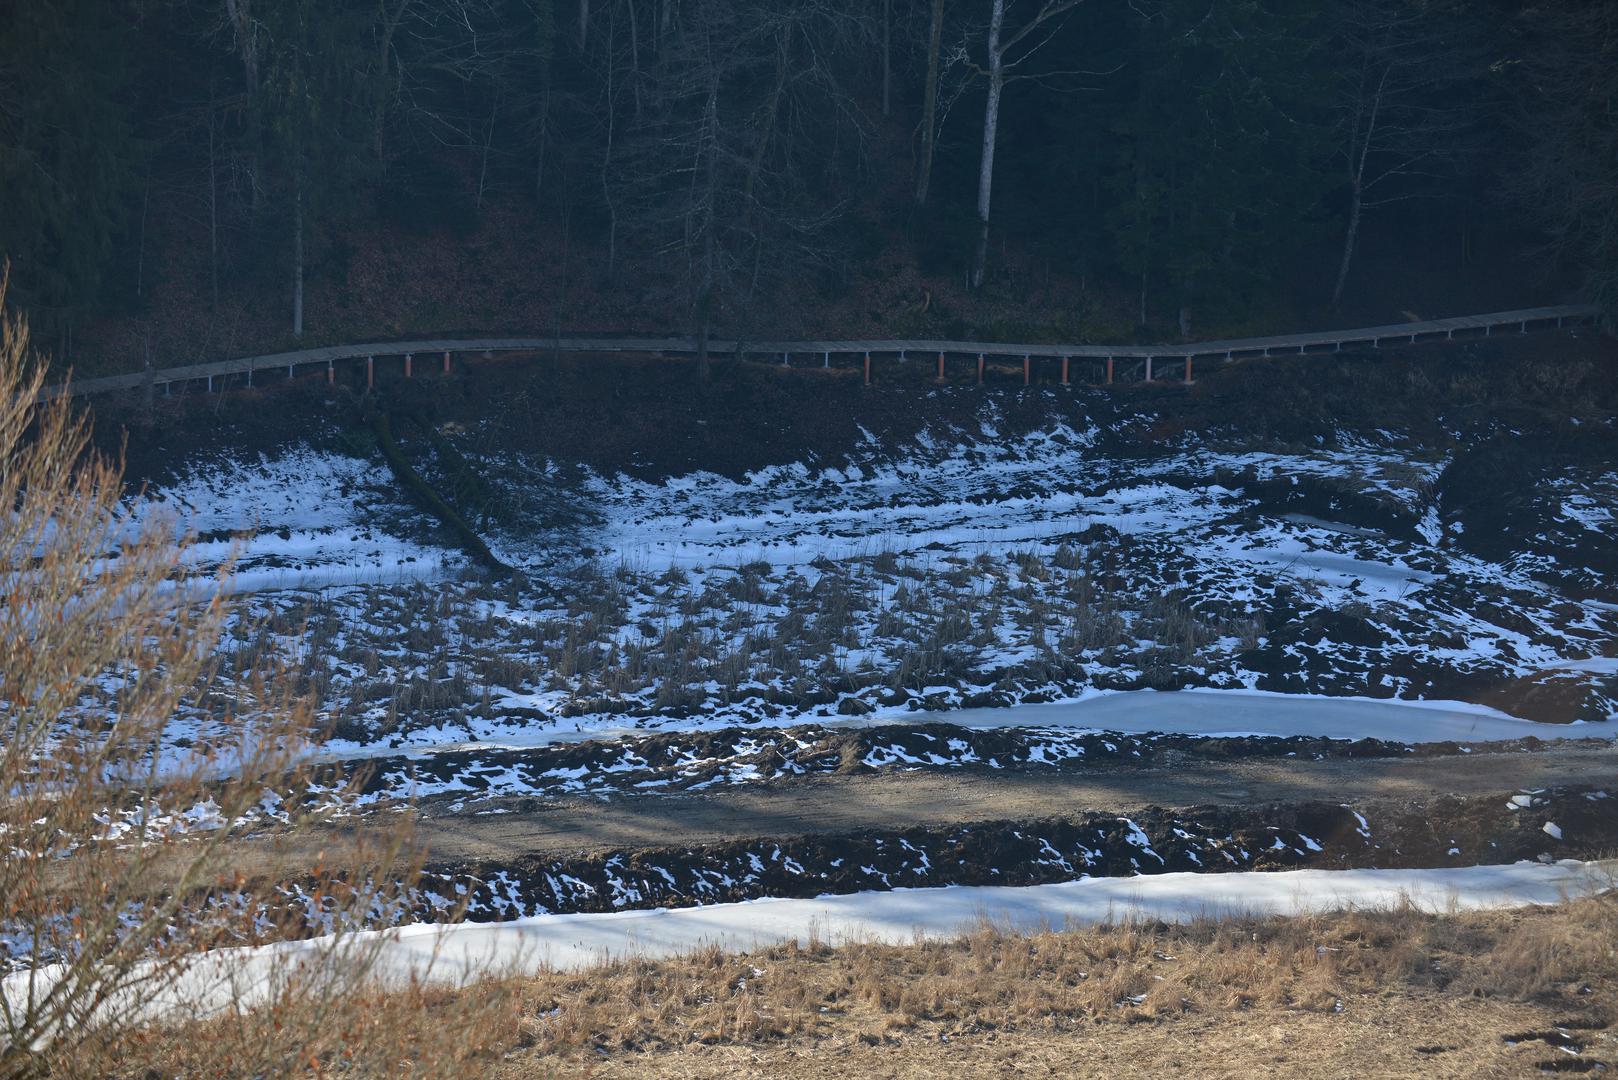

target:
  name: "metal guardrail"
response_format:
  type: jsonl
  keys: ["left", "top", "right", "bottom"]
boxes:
{"left": 40, "top": 303, "right": 1602, "bottom": 400}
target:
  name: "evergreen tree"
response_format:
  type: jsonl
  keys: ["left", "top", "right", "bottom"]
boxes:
{"left": 251, "top": 0, "right": 377, "bottom": 337}
{"left": 1102, "top": 0, "right": 1332, "bottom": 333}
{"left": 0, "top": 1, "right": 138, "bottom": 324}
{"left": 1506, "top": 0, "right": 1618, "bottom": 323}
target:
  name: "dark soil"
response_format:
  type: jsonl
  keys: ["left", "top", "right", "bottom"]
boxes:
{"left": 92, "top": 329, "right": 1618, "bottom": 490}
{"left": 347, "top": 721, "right": 1609, "bottom": 806}
{"left": 411, "top": 785, "right": 1617, "bottom": 922}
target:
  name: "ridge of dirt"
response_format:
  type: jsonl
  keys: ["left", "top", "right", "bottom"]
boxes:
{"left": 392, "top": 742, "right": 1618, "bottom": 860}
{"left": 96, "top": 330, "right": 1618, "bottom": 490}
{"left": 346, "top": 723, "right": 1612, "bottom": 809}
{"left": 399, "top": 784, "right": 1617, "bottom": 923}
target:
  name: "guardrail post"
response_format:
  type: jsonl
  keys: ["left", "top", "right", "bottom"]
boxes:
{"left": 937, "top": 352, "right": 945, "bottom": 381}
{"left": 976, "top": 353, "right": 985, "bottom": 385}
{"left": 405, "top": 353, "right": 413, "bottom": 378}
{"left": 782, "top": 351, "right": 789, "bottom": 366}
{"left": 1183, "top": 357, "right": 1193, "bottom": 384}
{"left": 326, "top": 359, "right": 334, "bottom": 385}
{"left": 864, "top": 352, "right": 872, "bottom": 385}
{"left": 366, "top": 355, "right": 374, "bottom": 389}
{"left": 1105, "top": 357, "right": 1114, "bottom": 385}
{"left": 1023, "top": 355, "right": 1031, "bottom": 386}
{"left": 38, "top": 304, "right": 1600, "bottom": 406}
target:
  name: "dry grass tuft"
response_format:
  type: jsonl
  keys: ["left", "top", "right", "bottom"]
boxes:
{"left": 68, "top": 974, "right": 527, "bottom": 1079}
{"left": 0, "top": 267, "right": 421, "bottom": 1078}
{"left": 64, "top": 891, "right": 1618, "bottom": 1077}
{"left": 500, "top": 895, "right": 1617, "bottom": 1064}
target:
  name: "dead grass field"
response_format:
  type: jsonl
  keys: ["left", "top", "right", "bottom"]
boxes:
{"left": 80, "top": 889, "right": 1617, "bottom": 1079}
{"left": 540, "top": 999, "right": 1597, "bottom": 1079}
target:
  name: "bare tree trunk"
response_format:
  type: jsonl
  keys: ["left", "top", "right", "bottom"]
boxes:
{"left": 477, "top": 94, "right": 499, "bottom": 210}
{"left": 1331, "top": 55, "right": 1392, "bottom": 310}
{"left": 696, "top": 278, "right": 712, "bottom": 383}
{"left": 136, "top": 177, "right": 150, "bottom": 301}
{"left": 535, "top": 82, "right": 552, "bottom": 202}
{"left": 970, "top": 0, "right": 1006, "bottom": 290}
{"left": 291, "top": 167, "right": 304, "bottom": 339}
{"left": 914, "top": 0, "right": 945, "bottom": 206}
{"left": 142, "top": 335, "right": 155, "bottom": 415}
{"left": 741, "top": 30, "right": 789, "bottom": 295}
{"left": 207, "top": 89, "right": 220, "bottom": 309}
{"left": 1330, "top": 180, "right": 1363, "bottom": 310}
{"left": 744, "top": 30, "right": 789, "bottom": 209}
{"left": 224, "top": 0, "right": 258, "bottom": 89}
{"left": 372, "top": 0, "right": 415, "bottom": 168}
{"left": 627, "top": 0, "right": 642, "bottom": 117}
{"left": 1332, "top": 79, "right": 1381, "bottom": 310}
{"left": 695, "top": 86, "right": 719, "bottom": 383}
{"left": 882, "top": 0, "right": 891, "bottom": 118}
{"left": 601, "top": 6, "right": 618, "bottom": 279}
{"left": 224, "top": 0, "right": 261, "bottom": 221}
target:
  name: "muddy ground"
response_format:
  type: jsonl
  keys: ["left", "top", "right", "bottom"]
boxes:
{"left": 260, "top": 740, "right": 1618, "bottom": 923}
{"left": 408, "top": 782, "right": 1616, "bottom": 922}
{"left": 343, "top": 722, "right": 1618, "bottom": 814}
{"left": 76, "top": 329, "right": 1618, "bottom": 945}
{"left": 393, "top": 738, "right": 1618, "bottom": 856}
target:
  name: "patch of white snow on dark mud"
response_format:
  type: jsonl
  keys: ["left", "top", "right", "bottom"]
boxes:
{"left": 336, "top": 720, "right": 1588, "bottom": 807}
{"left": 400, "top": 786, "right": 1618, "bottom": 925}
{"left": 127, "top": 445, "right": 461, "bottom": 591}
{"left": 120, "top": 412, "right": 1618, "bottom": 750}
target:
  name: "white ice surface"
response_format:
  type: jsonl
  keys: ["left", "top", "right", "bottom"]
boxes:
{"left": 904, "top": 687, "right": 1611, "bottom": 745}
{"left": 326, "top": 687, "right": 1611, "bottom": 763}
{"left": 1538, "top": 657, "right": 1618, "bottom": 676}
{"left": 11, "top": 860, "right": 1606, "bottom": 1026}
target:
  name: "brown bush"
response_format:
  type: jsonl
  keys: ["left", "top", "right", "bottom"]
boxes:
{"left": 0, "top": 267, "right": 441, "bottom": 1076}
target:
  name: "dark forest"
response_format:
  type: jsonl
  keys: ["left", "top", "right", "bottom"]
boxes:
{"left": 2, "top": 0, "right": 1615, "bottom": 373}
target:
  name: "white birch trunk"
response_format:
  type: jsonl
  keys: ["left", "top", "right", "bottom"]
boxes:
{"left": 1331, "top": 182, "right": 1363, "bottom": 311}
{"left": 970, "top": 0, "right": 1007, "bottom": 290}
{"left": 292, "top": 169, "right": 304, "bottom": 339}
{"left": 914, "top": 0, "right": 946, "bottom": 206}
